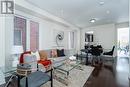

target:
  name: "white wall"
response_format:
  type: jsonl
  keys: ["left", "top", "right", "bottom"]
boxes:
{"left": 0, "top": 17, "right": 5, "bottom": 70}
{"left": 81, "top": 24, "right": 117, "bottom": 56}
{"left": 5, "top": 16, "right": 14, "bottom": 71}
{"left": 0, "top": 16, "right": 6, "bottom": 85}
{"left": 81, "top": 24, "right": 116, "bottom": 49}
{"left": 0, "top": 15, "right": 14, "bottom": 84}
{"left": 129, "top": 0, "right": 130, "bottom": 78}
{"left": 115, "top": 22, "right": 129, "bottom": 29}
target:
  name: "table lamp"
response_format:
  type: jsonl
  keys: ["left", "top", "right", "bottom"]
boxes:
{"left": 11, "top": 45, "right": 23, "bottom": 67}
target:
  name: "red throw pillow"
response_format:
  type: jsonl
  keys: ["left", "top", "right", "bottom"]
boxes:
{"left": 19, "top": 51, "right": 31, "bottom": 63}
{"left": 38, "top": 60, "right": 52, "bottom": 67}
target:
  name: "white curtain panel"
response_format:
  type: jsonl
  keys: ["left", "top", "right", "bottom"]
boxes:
{"left": 69, "top": 31, "right": 75, "bottom": 49}
{"left": 0, "top": 69, "right": 5, "bottom": 85}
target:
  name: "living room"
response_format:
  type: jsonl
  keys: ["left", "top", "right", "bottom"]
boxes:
{"left": 0, "top": 0, "right": 129, "bottom": 87}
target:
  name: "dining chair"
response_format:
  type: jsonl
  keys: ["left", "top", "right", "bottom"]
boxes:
{"left": 101, "top": 46, "right": 115, "bottom": 66}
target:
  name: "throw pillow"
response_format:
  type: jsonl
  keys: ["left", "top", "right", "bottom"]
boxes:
{"left": 31, "top": 51, "right": 40, "bottom": 60}
{"left": 23, "top": 54, "right": 37, "bottom": 72}
{"left": 39, "top": 50, "right": 48, "bottom": 61}
{"left": 57, "top": 49, "right": 65, "bottom": 57}
{"left": 51, "top": 49, "right": 57, "bottom": 58}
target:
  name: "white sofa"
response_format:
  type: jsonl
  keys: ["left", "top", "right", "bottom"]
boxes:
{"left": 46, "top": 49, "right": 76, "bottom": 67}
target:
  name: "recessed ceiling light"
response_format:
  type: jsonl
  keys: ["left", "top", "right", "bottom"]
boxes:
{"left": 106, "top": 10, "right": 110, "bottom": 14}
{"left": 90, "top": 19, "right": 96, "bottom": 23}
{"left": 99, "top": 1, "right": 105, "bottom": 5}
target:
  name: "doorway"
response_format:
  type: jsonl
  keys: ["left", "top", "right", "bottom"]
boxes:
{"left": 117, "top": 28, "right": 129, "bottom": 57}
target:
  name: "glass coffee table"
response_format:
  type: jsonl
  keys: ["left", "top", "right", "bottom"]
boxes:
{"left": 54, "top": 59, "right": 82, "bottom": 85}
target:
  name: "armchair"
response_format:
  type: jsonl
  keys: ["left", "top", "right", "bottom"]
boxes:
{"left": 19, "top": 51, "right": 52, "bottom": 70}
{"left": 17, "top": 54, "right": 53, "bottom": 87}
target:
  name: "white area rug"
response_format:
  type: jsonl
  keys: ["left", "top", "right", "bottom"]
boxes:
{"left": 42, "top": 65, "right": 94, "bottom": 87}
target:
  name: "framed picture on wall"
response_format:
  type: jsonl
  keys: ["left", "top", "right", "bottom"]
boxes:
{"left": 85, "top": 33, "right": 93, "bottom": 42}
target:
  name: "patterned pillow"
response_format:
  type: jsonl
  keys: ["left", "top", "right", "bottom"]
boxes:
{"left": 23, "top": 54, "right": 37, "bottom": 72}
{"left": 51, "top": 49, "right": 57, "bottom": 58}
{"left": 57, "top": 49, "right": 65, "bottom": 57}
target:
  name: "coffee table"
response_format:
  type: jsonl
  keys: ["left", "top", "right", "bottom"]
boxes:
{"left": 54, "top": 59, "right": 81, "bottom": 85}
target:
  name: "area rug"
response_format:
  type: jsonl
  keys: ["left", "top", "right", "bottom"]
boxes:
{"left": 42, "top": 65, "right": 94, "bottom": 87}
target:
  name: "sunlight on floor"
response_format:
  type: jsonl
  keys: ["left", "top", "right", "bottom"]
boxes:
{"left": 117, "top": 27, "right": 129, "bottom": 58}
{"left": 116, "top": 57, "right": 129, "bottom": 86}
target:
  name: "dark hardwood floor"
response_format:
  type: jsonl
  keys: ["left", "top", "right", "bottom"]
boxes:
{"left": 1, "top": 57, "right": 129, "bottom": 87}
{"left": 84, "top": 57, "right": 129, "bottom": 87}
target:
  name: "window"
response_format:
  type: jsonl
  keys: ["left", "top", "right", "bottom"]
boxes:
{"left": 30, "top": 21, "right": 39, "bottom": 51}
{"left": 14, "top": 16, "right": 26, "bottom": 51}
{"left": 14, "top": 30, "right": 22, "bottom": 45}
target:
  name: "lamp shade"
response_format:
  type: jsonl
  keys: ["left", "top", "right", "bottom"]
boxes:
{"left": 11, "top": 45, "right": 23, "bottom": 54}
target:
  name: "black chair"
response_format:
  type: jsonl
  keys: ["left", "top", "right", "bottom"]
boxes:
{"left": 91, "top": 46, "right": 102, "bottom": 65}
{"left": 97, "top": 45, "right": 103, "bottom": 53}
{"left": 103, "top": 46, "right": 115, "bottom": 56}
{"left": 101, "top": 46, "right": 115, "bottom": 66}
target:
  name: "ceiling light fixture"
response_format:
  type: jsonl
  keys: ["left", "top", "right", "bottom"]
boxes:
{"left": 90, "top": 19, "right": 96, "bottom": 23}
{"left": 99, "top": 1, "right": 105, "bottom": 5}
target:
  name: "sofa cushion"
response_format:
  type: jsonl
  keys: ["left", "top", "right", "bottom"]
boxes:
{"left": 57, "top": 49, "right": 65, "bottom": 57}
{"left": 23, "top": 54, "right": 37, "bottom": 72}
{"left": 52, "top": 57, "right": 68, "bottom": 67}
{"left": 51, "top": 49, "right": 57, "bottom": 58}
{"left": 20, "top": 71, "right": 50, "bottom": 87}
{"left": 39, "top": 50, "right": 48, "bottom": 61}
{"left": 19, "top": 51, "right": 31, "bottom": 63}
{"left": 31, "top": 51, "right": 40, "bottom": 60}
{"left": 38, "top": 60, "right": 51, "bottom": 67}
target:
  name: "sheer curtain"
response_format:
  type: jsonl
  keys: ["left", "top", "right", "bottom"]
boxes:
{"left": 69, "top": 31, "right": 75, "bottom": 49}
{"left": 30, "top": 21, "right": 39, "bottom": 51}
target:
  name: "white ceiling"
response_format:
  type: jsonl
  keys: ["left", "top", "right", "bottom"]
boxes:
{"left": 26, "top": 0, "right": 129, "bottom": 28}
